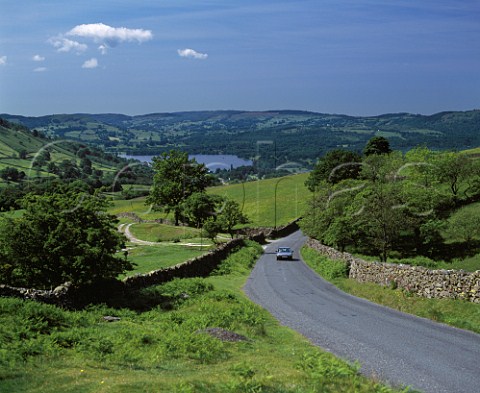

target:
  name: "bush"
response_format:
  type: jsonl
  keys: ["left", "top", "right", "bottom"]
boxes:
{"left": 0, "top": 192, "right": 133, "bottom": 288}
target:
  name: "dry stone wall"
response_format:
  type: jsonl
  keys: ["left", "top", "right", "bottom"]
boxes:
{"left": 306, "top": 238, "right": 480, "bottom": 303}
{"left": 0, "top": 221, "right": 296, "bottom": 306}
{"left": 123, "top": 238, "right": 244, "bottom": 289}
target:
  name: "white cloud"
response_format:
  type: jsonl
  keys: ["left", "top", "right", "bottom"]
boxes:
{"left": 82, "top": 58, "right": 98, "bottom": 69}
{"left": 67, "top": 23, "right": 153, "bottom": 47}
{"left": 177, "top": 48, "right": 208, "bottom": 60}
{"left": 98, "top": 45, "right": 108, "bottom": 55}
{"left": 49, "top": 37, "right": 87, "bottom": 53}
{"left": 33, "top": 54, "right": 45, "bottom": 62}
{"left": 0, "top": 56, "right": 7, "bottom": 65}
{"left": 33, "top": 67, "right": 47, "bottom": 72}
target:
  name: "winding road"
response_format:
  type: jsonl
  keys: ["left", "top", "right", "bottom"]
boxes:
{"left": 243, "top": 230, "right": 480, "bottom": 393}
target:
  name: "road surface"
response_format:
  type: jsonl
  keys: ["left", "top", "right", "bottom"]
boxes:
{"left": 243, "top": 230, "right": 480, "bottom": 393}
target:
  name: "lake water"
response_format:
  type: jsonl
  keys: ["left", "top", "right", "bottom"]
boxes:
{"left": 120, "top": 154, "right": 252, "bottom": 171}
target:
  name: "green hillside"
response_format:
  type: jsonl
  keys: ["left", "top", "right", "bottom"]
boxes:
{"left": 109, "top": 173, "right": 310, "bottom": 228}
{"left": 208, "top": 173, "right": 309, "bottom": 227}
{"left": 0, "top": 118, "right": 152, "bottom": 190}
{"left": 0, "top": 119, "right": 53, "bottom": 176}
{"left": 3, "top": 109, "right": 480, "bottom": 168}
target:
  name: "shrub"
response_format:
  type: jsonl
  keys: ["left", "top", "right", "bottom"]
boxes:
{"left": 0, "top": 192, "right": 133, "bottom": 288}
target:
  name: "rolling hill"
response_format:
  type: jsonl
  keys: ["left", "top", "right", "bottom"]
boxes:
{"left": 0, "top": 118, "right": 133, "bottom": 186}
{"left": 3, "top": 110, "right": 480, "bottom": 168}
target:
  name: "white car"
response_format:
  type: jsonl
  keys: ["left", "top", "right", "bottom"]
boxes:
{"left": 276, "top": 247, "right": 294, "bottom": 260}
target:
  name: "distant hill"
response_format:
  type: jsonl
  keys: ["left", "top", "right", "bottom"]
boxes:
{"left": 3, "top": 110, "right": 480, "bottom": 168}
{"left": 0, "top": 118, "right": 130, "bottom": 184}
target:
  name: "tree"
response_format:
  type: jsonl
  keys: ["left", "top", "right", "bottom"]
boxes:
{"left": 433, "top": 152, "right": 472, "bottom": 199}
{"left": 217, "top": 199, "right": 249, "bottom": 238}
{"left": 363, "top": 136, "right": 392, "bottom": 156}
{"left": 445, "top": 207, "right": 480, "bottom": 243}
{"left": 146, "top": 150, "right": 214, "bottom": 225}
{"left": 305, "top": 149, "right": 362, "bottom": 191}
{"left": 352, "top": 182, "right": 408, "bottom": 261}
{"left": 0, "top": 192, "right": 132, "bottom": 288}
{"left": 0, "top": 167, "right": 25, "bottom": 182}
{"left": 58, "top": 160, "right": 81, "bottom": 180}
{"left": 203, "top": 217, "right": 221, "bottom": 243}
{"left": 181, "top": 192, "right": 222, "bottom": 228}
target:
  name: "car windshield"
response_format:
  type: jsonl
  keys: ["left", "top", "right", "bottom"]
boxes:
{"left": 278, "top": 248, "right": 291, "bottom": 252}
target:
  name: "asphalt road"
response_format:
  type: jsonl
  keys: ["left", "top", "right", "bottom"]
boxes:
{"left": 243, "top": 230, "right": 480, "bottom": 393}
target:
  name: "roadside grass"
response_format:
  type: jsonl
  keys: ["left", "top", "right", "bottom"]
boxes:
{"left": 301, "top": 246, "right": 480, "bottom": 334}
{"left": 0, "top": 242, "right": 405, "bottom": 393}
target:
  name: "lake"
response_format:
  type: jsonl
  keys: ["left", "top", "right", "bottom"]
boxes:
{"left": 120, "top": 154, "right": 253, "bottom": 171}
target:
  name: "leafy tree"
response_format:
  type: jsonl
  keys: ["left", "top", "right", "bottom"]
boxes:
{"left": 217, "top": 199, "right": 249, "bottom": 239}
{"left": 57, "top": 160, "right": 81, "bottom": 181}
{"left": 300, "top": 180, "right": 359, "bottom": 251}
{"left": 0, "top": 167, "right": 25, "bottom": 182}
{"left": 47, "top": 161, "right": 59, "bottom": 174}
{"left": 305, "top": 149, "right": 362, "bottom": 191}
{"left": 404, "top": 146, "right": 438, "bottom": 188}
{"left": 445, "top": 208, "right": 480, "bottom": 243}
{"left": 203, "top": 217, "right": 221, "bottom": 243}
{"left": 181, "top": 192, "right": 223, "bottom": 228}
{"left": 301, "top": 150, "right": 444, "bottom": 260}
{"left": 0, "top": 186, "right": 24, "bottom": 211}
{"left": 0, "top": 192, "right": 132, "bottom": 288}
{"left": 419, "top": 219, "right": 446, "bottom": 257}
{"left": 363, "top": 136, "right": 392, "bottom": 156}
{"left": 146, "top": 150, "right": 214, "bottom": 225}
{"left": 352, "top": 182, "right": 408, "bottom": 261}
{"left": 433, "top": 152, "right": 472, "bottom": 199}
{"left": 18, "top": 149, "right": 27, "bottom": 159}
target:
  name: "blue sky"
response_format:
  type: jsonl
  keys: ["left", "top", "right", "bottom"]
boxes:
{"left": 0, "top": 0, "right": 479, "bottom": 116}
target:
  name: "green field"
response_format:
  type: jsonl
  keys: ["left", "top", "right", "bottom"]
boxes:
{"left": 109, "top": 173, "right": 310, "bottom": 228}
{"left": 123, "top": 244, "right": 208, "bottom": 277}
{"left": 109, "top": 197, "right": 169, "bottom": 221}
{"left": 208, "top": 173, "right": 310, "bottom": 227}
{"left": 128, "top": 222, "right": 202, "bottom": 242}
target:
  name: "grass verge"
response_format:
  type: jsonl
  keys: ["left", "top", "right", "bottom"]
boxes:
{"left": 0, "top": 241, "right": 405, "bottom": 392}
{"left": 301, "top": 246, "right": 480, "bottom": 334}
